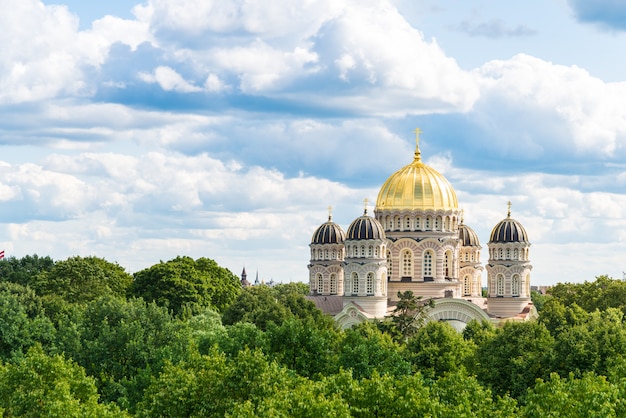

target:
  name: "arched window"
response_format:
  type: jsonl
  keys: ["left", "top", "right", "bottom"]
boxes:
{"left": 360, "top": 246, "right": 365, "bottom": 257}
{"left": 423, "top": 250, "right": 434, "bottom": 278}
{"left": 375, "top": 246, "right": 379, "bottom": 257}
{"left": 463, "top": 275, "right": 471, "bottom": 296}
{"left": 324, "top": 249, "right": 329, "bottom": 259}
{"left": 317, "top": 274, "right": 323, "bottom": 294}
{"left": 426, "top": 217, "right": 431, "bottom": 229}
{"left": 444, "top": 217, "right": 450, "bottom": 231}
{"left": 498, "top": 248, "right": 503, "bottom": 259}
{"left": 405, "top": 217, "right": 411, "bottom": 230}
{"left": 402, "top": 249, "right": 412, "bottom": 277}
{"left": 352, "top": 272, "right": 359, "bottom": 294}
{"left": 368, "top": 246, "right": 373, "bottom": 257}
{"left": 496, "top": 274, "right": 505, "bottom": 296}
{"left": 330, "top": 273, "right": 337, "bottom": 295}
{"left": 506, "top": 248, "right": 510, "bottom": 260}
{"left": 513, "top": 248, "right": 518, "bottom": 260}
{"left": 464, "top": 251, "right": 469, "bottom": 262}
{"left": 317, "top": 249, "right": 322, "bottom": 259}
{"left": 444, "top": 250, "right": 452, "bottom": 278}
{"left": 512, "top": 274, "right": 520, "bottom": 296}
{"left": 387, "top": 251, "right": 393, "bottom": 279}
{"left": 366, "top": 272, "right": 374, "bottom": 295}
{"left": 435, "top": 217, "right": 441, "bottom": 231}
{"left": 415, "top": 217, "right": 421, "bottom": 230}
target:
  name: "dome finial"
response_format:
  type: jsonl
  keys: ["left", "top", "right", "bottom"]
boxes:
{"left": 328, "top": 205, "right": 333, "bottom": 221}
{"left": 507, "top": 200, "right": 512, "bottom": 218}
{"left": 460, "top": 209, "right": 465, "bottom": 224}
{"left": 412, "top": 127, "right": 422, "bottom": 161}
{"left": 363, "top": 197, "right": 369, "bottom": 215}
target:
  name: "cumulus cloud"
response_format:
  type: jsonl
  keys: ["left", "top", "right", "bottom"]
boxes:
{"left": 0, "top": 0, "right": 152, "bottom": 104}
{"left": 0, "top": 148, "right": 362, "bottom": 275}
{"left": 139, "top": 66, "right": 203, "bottom": 92}
{"left": 470, "top": 54, "right": 626, "bottom": 163}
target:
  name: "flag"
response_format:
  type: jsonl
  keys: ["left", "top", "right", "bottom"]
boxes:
{"left": 0, "top": 250, "right": 4, "bottom": 260}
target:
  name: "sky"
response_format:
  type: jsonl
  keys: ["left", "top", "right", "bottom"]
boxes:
{"left": 1, "top": 0, "right": 625, "bottom": 285}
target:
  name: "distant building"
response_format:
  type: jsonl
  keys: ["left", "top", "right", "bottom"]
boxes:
{"left": 306, "top": 131, "right": 536, "bottom": 329}
{"left": 240, "top": 267, "right": 251, "bottom": 288}
{"left": 239, "top": 268, "right": 276, "bottom": 288}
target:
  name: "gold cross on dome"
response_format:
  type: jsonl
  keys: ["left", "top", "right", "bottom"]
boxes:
{"left": 413, "top": 128, "right": 422, "bottom": 147}
{"left": 363, "top": 198, "right": 369, "bottom": 214}
{"left": 507, "top": 201, "right": 512, "bottom": 217}
{"left": 327, "top": 205, "right": 333, "bottom": 221}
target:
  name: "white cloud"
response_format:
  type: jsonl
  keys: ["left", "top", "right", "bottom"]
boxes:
{"left": 475, "top": 54, "right": 626, "bottom": 159}
{"left": 0, "top": 0, "right": 85, "bottom": 103}
{"left": 139, "top": 66, "right": 202, "bottom": 92}
{"left": 211, "top": 40, "right": 319, "bottom": 92}
{"left": 141, "top": 0, "right": 344, "bottom": 43}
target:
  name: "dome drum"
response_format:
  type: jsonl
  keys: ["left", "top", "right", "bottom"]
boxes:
{"left": 376, "top": 209, "right": 461, "bottom": 234}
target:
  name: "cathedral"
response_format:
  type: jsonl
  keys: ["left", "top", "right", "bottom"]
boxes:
{"left": 307, "top": 131, "right": 536, "bottom": 329}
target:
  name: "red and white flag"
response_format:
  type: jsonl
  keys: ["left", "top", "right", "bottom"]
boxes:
{"left": 0, "top": 250, "right": 4, "bottom": 259}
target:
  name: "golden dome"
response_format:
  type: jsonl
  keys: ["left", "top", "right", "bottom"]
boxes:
{"left": 376, "top": 131, "right": 458, "bottom": 211}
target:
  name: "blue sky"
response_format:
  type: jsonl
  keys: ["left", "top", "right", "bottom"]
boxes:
{"left": 1, "top": 0, "right": 625, "bottom": 285}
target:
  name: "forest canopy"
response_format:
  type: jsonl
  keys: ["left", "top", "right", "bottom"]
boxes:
{"left": 1, "top": 255, "right": 625, "bottom": 417}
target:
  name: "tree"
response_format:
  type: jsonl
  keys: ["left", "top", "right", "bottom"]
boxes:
{"left": 138, "top": 348, "right": 302, "bottom": 417}
{"left": 548, "top": 275, "right": 626, "bottom": 315}
{"left": 0, "top": 284, "right": 55, "bottom": 360}
{"left": 522, "top": 372, "right": 626, "bottom": 417}
{"left": 33, "top": 256, "right": 132, "bottom": 304}
{"left": 0, "top": 254, "right": 54, "bottom": 287}
{"left": 338, "top": 322, "right": 412, "bottom": 380}
{"left": 266, "top": 317, "right": 340, "bottom": 377}
{"left": 131, "top": 256, "right": 240, "bottom": 316}
{"left": 221, "top": 285, "right": 292, "bottom": 330}
{"left": 390, "top": 290, "right": 434, "bottom": 342}
{"left": 432, "top": 369, "right": 518, "bottom": 417}
{"left": 54, "top": 296, "right": 193, "bottom": 409}
{"left": 474, "top": 321, "right": 554, "bottom": 398}
{"left": 209, "top": 322, "right": 269, "bottom": 357}
{"left": 272, "top": 281, "right": 309, "bottom": 296}
{"left": 550, "top": 307, "right": 626, "bottom": 378}
{"left": 338, "top": 372, "right": 438, "bottom": 417}
{"left": 0, "top": 345, "right": 126, "bottom": 417}
{"left": 531, "top": 289, "right": 548, "bottom": 311}
{"left": 405, "top": 321, "right": 474, "bottom": 378}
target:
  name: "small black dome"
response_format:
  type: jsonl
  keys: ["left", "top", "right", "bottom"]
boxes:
{"left": 346, "top": 211, "right": 386, "bottom": 241}
{"left": 459, "top": 223, "right": 480, "bottom": 247}
{"left": 311, "top": 218, "right": 346, "bottom": 245}
{"left": 489, "top": 216, "right": 529, "bottom": 243}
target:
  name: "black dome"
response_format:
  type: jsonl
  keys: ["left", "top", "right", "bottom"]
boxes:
{"left": 311, "top": 218, "right": 346, "bottom": 245}
{"left": 459, "top": 223, "right": 480, "bottom": 247}
{"left": 346, "top": 211, "right": 386, "bottom": 241}
{"left": 489, "top": 216, "right": 529, "bottom": 243}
